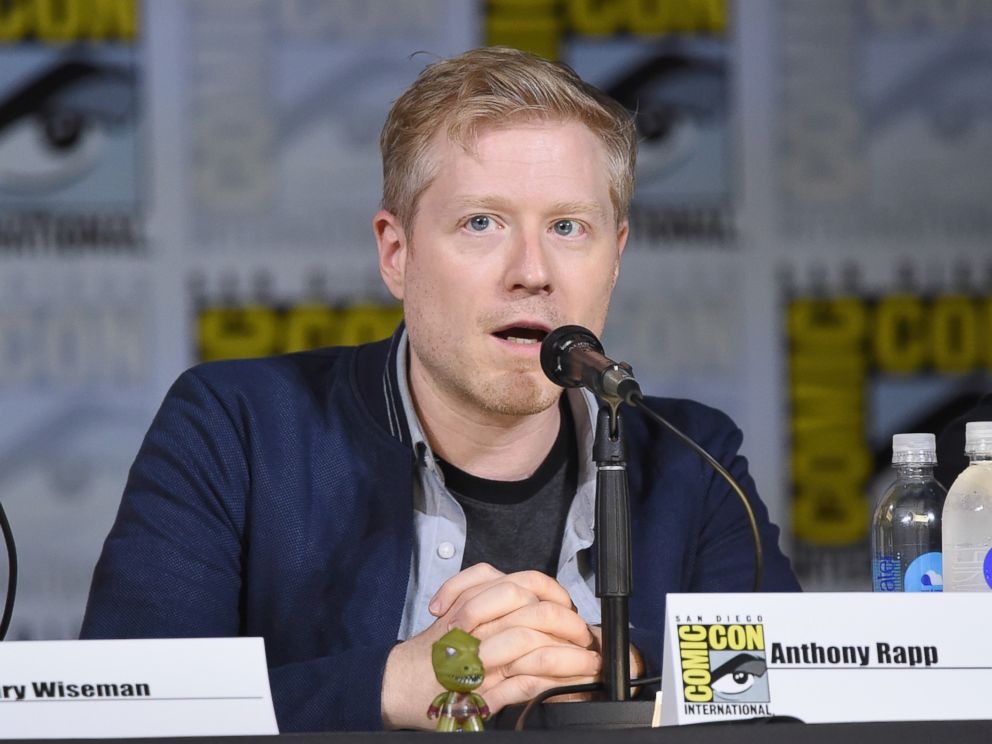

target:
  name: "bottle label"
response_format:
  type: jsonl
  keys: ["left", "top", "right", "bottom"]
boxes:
{"left": 872, "top": 555, "right": 901, "bottom": 592}
{"left": 903, "top": 552, "right": 943, "bottom": 592}
{"left": 945, "top": 544, "right": 992, "bottom": 591}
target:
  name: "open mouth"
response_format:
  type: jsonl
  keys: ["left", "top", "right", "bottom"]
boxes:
{"left": 492, "top": 325, "right": 549, "bottom": 345}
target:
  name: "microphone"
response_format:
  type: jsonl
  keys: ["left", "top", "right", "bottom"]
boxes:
{"left": 540, "top": 325, "right": 641, "bottom": 405}
{"left": 543, "top": 324, "right": 765, "bottom": 593}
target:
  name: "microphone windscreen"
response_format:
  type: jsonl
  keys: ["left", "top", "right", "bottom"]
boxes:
{"left": 540, "top": 325, "right": 604, "bottom": 387}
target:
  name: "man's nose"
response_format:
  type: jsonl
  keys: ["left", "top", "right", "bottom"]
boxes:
{"left": 505, "top": 228, "right": 552, "bottom": 294}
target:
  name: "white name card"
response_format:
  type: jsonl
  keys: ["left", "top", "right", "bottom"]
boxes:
{"left": 0, "top": 638, "right": 278, "bottom": 738}
{"left": 661, "top": 592, "right": 992, "bottom": 726}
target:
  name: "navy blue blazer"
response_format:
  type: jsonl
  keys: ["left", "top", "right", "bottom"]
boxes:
{"left": 81, "top": 329, "right": 800, "bottom": 731}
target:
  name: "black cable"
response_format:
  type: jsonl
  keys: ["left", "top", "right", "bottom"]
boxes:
{"left": 513, "top": 676, "right": 663, "bottom": 731}
{"left": 0, "top": 501, "right": 17, "bottom": 640}
{"left": 514, "top": 681, "right": 602, "bottom": 731}
{"left": 629, "top": 393, "right": 764, "bottom": 592}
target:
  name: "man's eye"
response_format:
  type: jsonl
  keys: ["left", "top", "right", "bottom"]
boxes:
{"left": 467, "top": 215, "right": 492, "bottom": 232}
{"left": 552, "top": 219, "right": 581, "bottom": 236}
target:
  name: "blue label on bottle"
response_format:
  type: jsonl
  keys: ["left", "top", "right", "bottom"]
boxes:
{"left": 872, "top": 555, "right": 901, "bottom": 591}
{"left": 984, "top": 549, "right": 992, "bottom": 590}
{"left": 904, "top": 552, "right": 943, "bottom": 592}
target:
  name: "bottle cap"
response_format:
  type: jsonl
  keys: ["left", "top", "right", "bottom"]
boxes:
{"left": 964, "top": 421, "right": 992, "bottom": 456}
{"left": 892, "top": 433, "right": 936, "bottom": 464}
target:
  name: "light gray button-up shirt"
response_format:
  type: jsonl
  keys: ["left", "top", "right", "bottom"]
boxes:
{"left": 394, "top": 331, "right": 604, "bottom": 640}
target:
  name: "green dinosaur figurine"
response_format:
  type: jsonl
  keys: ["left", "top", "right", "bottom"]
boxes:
{"left": 428, "top": 628, "right": 491, "bottom": 732}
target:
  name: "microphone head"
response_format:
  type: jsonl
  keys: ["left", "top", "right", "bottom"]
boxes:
{"left": 540, "top": 325, "right": 604, "bottom": 388}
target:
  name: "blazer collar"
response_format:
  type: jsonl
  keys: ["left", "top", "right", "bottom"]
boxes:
{"left": 353, "top": 321, "right": 412, "bottom": 447}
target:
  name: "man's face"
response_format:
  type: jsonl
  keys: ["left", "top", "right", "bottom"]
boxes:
{"left": 376, "top": 120, "right": 628, "bottom": 418}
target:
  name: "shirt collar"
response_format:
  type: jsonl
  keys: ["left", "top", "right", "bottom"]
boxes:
{"left": 393, "top": 328, "right": 442, "bottom": 478}
{"left": 388, "top": 327, "right": 599, "bottom": 532}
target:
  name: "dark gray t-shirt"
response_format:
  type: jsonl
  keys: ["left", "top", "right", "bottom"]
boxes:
{"left": 435, "top": 400, "right": 578, "bottom": 576}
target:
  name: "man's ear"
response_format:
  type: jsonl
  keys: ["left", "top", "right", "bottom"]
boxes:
{"left": 374, "top": 209, "right": 408, "bottom": 301}
{"left": 612, "top": 220, "right": 629, "bottom": 287}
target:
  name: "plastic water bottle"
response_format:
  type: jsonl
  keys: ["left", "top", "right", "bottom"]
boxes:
{"left": 942, "top": 421, "right": 992, "bottom": 592}
{"left": 871, "top": 433, "right": 946, "bottom": 592}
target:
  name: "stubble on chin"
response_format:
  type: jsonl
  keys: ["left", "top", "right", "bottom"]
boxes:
{"left": 474, "top": 369, "right": 561, "bottom": 417}
{"left": 407, "top": 330, "right": 559, "bottom": 420}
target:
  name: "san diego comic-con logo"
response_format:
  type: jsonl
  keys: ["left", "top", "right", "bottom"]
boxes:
{"left": 677, "top": 624, "right": 769, "bottom": 705}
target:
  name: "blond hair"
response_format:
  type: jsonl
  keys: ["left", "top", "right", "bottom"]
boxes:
{"left": 380, "top": 46, "right": 637, "bottom": 228}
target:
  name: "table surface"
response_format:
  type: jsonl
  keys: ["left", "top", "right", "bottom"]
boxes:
{"left": 4, "top": 719, "right": 992, "bottom": 744}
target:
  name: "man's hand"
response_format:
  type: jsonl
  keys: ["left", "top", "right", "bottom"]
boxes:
{"left": 380, "top": 563, "right": 645, "bottom": 729}
{"left": 434, "top": 563, "right": 603, "bottom": 713}
{"left": 380, "top": 612, "right": 449, "bottom": 730}
{"left": 381, "top": 563, "right": 600, "bottom": 729}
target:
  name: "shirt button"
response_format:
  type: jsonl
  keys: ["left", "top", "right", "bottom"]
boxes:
{"left": 437, "top": 542, "right": 456, "bottom": 559}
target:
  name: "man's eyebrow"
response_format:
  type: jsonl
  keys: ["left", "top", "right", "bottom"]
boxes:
{"left": 449, "top": 195, "right": 514, "bottom": 212}
{"left": 449, "top": 196, "right": 609, "bottom": 219}
{"left": 548, "top": 200, "right": 609, "bottom": 219}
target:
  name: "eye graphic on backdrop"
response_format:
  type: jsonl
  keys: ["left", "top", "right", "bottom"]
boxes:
{"left": 0, "top": 58, "right": 136, "bottom": 195}
{"left": 605, "top": 50, "right": 726, "bottom": 183}
{"left": 709, "top": 653, "right": 769, "bottom": 702}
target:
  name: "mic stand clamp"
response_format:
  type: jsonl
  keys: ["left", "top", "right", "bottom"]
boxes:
{"left": 594, "top": 401, "right": 632, "bottom": 703}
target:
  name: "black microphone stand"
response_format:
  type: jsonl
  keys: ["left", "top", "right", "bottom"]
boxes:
{"left": 594, "top": 401, "right": 632, "bottom": 703}
{"left": 495, "top": 398, "right": 656, "bottom": 729}
{"left": 501, "top": 325, "right": 769, "bottom": 729}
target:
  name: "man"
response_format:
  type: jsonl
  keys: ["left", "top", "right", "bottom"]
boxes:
{"left": 82, "top": 47, "right": 799, "bottom": 731}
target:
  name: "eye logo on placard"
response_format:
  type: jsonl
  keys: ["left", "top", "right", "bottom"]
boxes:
{"left": 677, "top": 624, "right": 769, "bottom": 705}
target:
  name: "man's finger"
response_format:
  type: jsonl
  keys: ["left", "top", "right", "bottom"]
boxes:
{"left": 433, "top": 567, "right": 575, "bottom": 618}
{"left": 477, "top": 625, "right": 598, "bottom": 677}
{"left": 429, "top": 562, "right": 504, "bottom": 615}
{"left": 446, "top": 581, "right": 542, "bottom": 631}
{"left": 481, "top": 673, "right": 599, "bottom": 716}
{"left": 468, "top": 600, "right": 594, "bottom": 648}
{"left": 478, "top": 625, "right": 564, "bottom": 668}
{"left": 499, "top": 643, "right": 602, "bottom": 680}
{"left": 500, "top": 570, "right": 574, "bottom": 609}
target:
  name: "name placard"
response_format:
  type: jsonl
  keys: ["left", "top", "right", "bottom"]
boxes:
{"left": 0, "top": 638, "right": 278, "bottom": 738}
{"left": 661, "top": 593, "right": 992, "bottom": 726}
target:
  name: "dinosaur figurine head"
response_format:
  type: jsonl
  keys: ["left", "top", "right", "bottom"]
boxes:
{"left": 431, "top": 628, "right": 484, "bottom": 693}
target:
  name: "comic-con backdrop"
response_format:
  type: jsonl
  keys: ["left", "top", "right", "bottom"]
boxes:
{"left": 1, "top": 0, "right": 990, "bottom": 638}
